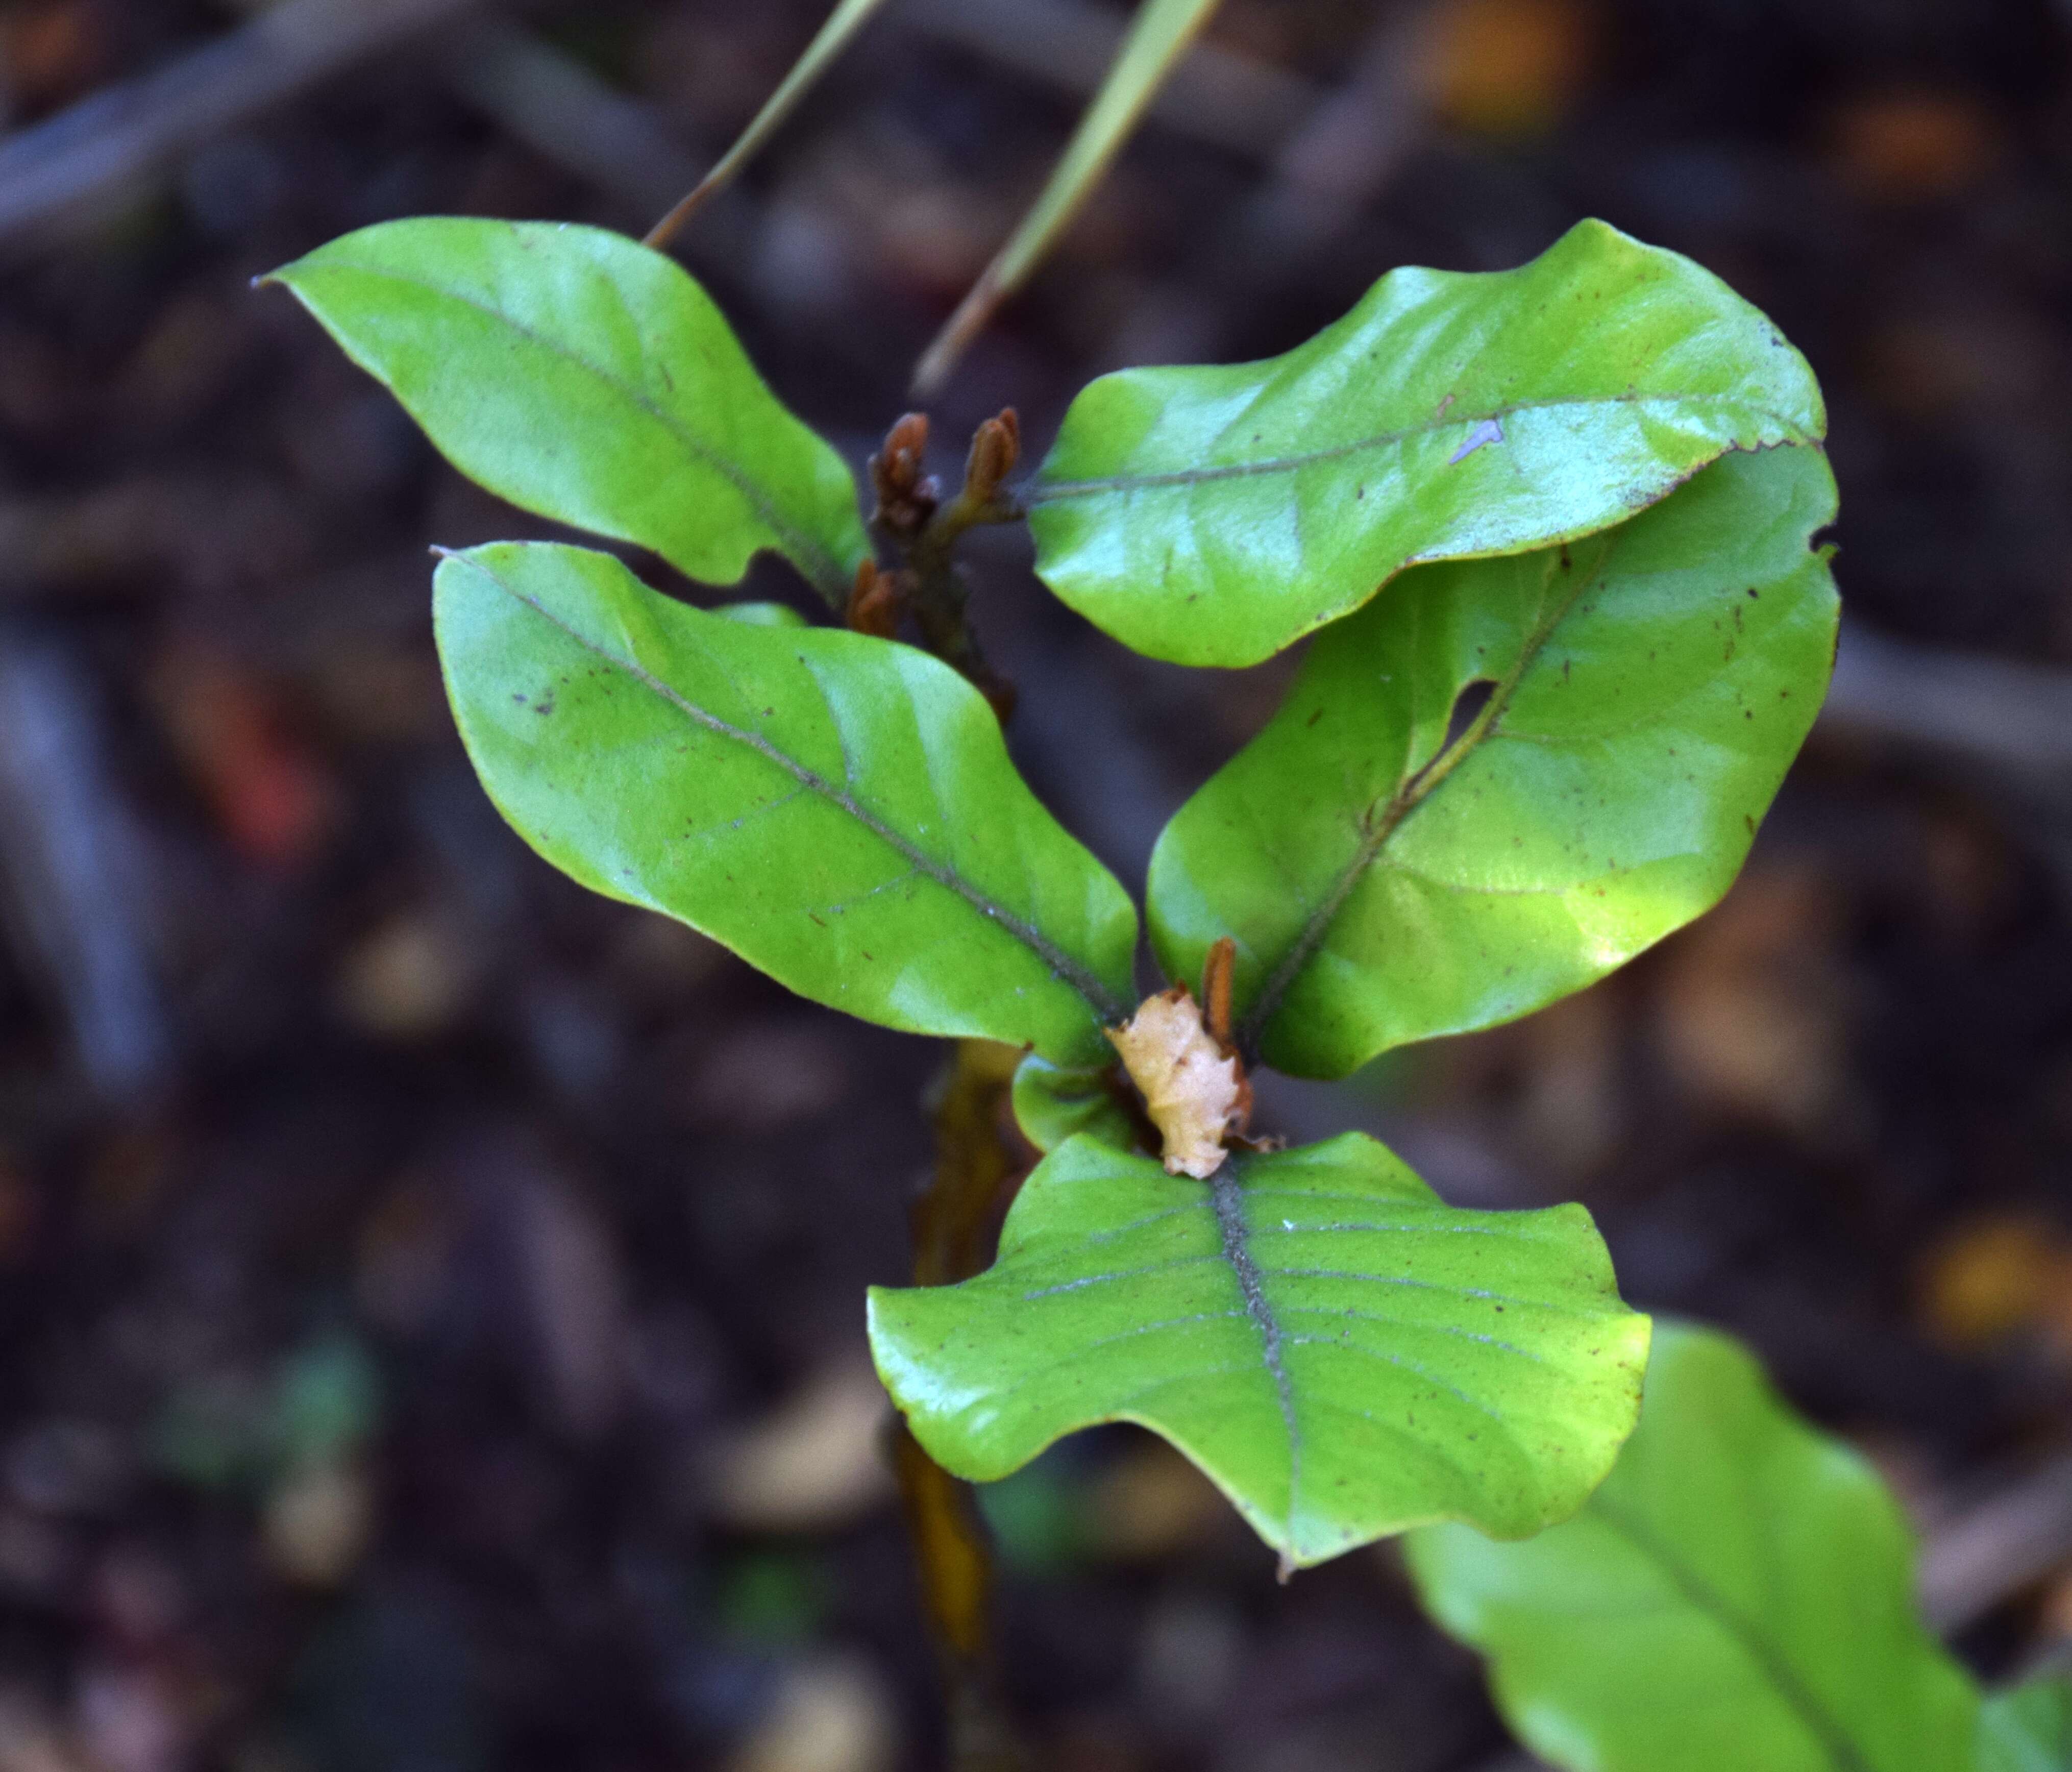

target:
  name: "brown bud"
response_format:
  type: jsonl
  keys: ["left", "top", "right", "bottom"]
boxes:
{"left": 963, "top": 408, "right": 1021, "bottom": 504}
{"left": 878, "top": 412, "right": 929, "bottom": 492}
{"left": 870, "top": 412, "right": 939, "bottom": 535}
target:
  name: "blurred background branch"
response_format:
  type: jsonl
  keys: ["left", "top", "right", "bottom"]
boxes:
{"left": 0, "top": 0, "right": 487, "bottom": 245}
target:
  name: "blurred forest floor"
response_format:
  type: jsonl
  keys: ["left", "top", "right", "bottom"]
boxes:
{"left": 1, "top": 1, "right": 2071, "bottom": 1768}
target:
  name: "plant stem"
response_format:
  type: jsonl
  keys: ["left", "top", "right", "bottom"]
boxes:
{"left": 862, "top": 412, "right": 1023, "bottom": 722}
{"left": 870, "top": 445, "right": 1036, "bottom": 1759}
{"left": 892, "top": 1430, "right": 1027, "bottom": 1771}
{"left": 896, "top": 1039, "right": 1033, "bottom": 1770}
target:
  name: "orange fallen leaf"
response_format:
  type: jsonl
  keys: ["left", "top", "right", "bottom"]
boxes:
{"left": 1920, "top": 1215, "right": 2067, "bottom": 1350}
{"left": 1830, "top": 89, "right": 2002, "bottom": 205}
{"left": 1416, "top": 0, "right": 1599, "bottom": 140}
{"left": 151, "top": 649, "right": 336, "bottom": 869}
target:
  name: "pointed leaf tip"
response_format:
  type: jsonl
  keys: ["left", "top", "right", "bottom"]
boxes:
{"left": 269, "top": 218, "right": 870, "bottom": 604}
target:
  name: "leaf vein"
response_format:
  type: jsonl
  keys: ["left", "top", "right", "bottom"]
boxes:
{"left": 1238, "top": 538, "right": 1609, "bottom": 1051}
{"left": 1213, "top": 1163, "right": 1302, "bottom": 1539}
{"left": 1020, "top": 1252, "right": 1223, "bottom": 1299}
{"left": 1031, "top": 395, "right": 1798, "bottom": 501}
{"left": 1277, "top": 1302, "right": 1564, "bottom": 1369}
{"left": 1261, "top": 1265, "right": 1606, "bottom": 1318}
{"left": 1590, "top": 1498, "right": 1881, "bottom": 1772}
{"left": 349, "top": 263, "right": 851, "bottom": 597}
{"left": 450, "top": 551, "right": 1130, "bottom": 1023}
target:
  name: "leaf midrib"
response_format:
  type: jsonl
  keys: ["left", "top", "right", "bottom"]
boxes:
{"left": 450, "top": 550, "right": 1132, "bottom": 1028}
{"left": 312, "top": 259, "right": 852, "bottom": 599}
{"left": 1211, "top": 1159, "right": 1301, "bottom": 1555}
{"left": 1591, "top": 1497, "right": 1881, "bottom": 1772}
{"left": 1236, "top": 542, "right": 1600, "bottom": 1053}
{"left": 1030, "top": 393, "right": 1802, "bottom": 501}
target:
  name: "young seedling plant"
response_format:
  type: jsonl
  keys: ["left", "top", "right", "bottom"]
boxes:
{"left": 267, "top": 210, "right": 2006, "bottom": 1763}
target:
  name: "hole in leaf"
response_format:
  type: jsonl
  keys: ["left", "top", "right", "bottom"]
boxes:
{"left": 1442, "top": 678, "right": 1497, "bottom": 751}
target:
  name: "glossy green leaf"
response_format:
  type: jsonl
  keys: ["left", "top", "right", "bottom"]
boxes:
{"left": 434, "top": 541, "right": 1137, "bottom": 1062}
{"left": 266, "top": 219, "right": 870, "bottom": 604}
{"left": 1009, "top": 1053, "right": 1143, "bottom": 1155}
{"left": 1982, "top": 1677, "right": 2072, "bottom": 1772}
{"left": 869, "top": 1131, "right": 1648, "bottom": 1568}
{"left": 1403, "top": 1322, "right": 1981, "bottom": 1772}
{"left": 1028, "top": 218, "right": 1824, "bottom": 667}
{"left": 1149, "top": 445, "right": 1837, "bottom": 1079}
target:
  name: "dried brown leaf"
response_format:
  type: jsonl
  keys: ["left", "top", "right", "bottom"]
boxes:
{"left": 1106, "top": 988, "right": 1246, "bottom": 1179}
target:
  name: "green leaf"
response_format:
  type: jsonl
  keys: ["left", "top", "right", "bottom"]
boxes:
{"left": 868, "top": 1131, "right": 1648, "bottom": 1568}
{"left": 1149, "top": 445, "right": 1837, "bottom": 1079}
{"left": 266, "top": 219, "right": 870, "bottom": 605}
{"left": 1403, "top": 1322, "right": 1981, "bottom": 1772}
{"left": 434, "top": 541, "right": 1137, "bottom": 1062}
{"left": 1028, "top": 219, "right": 1824, "bottom": 667}
{"left": 1010, "top": 1053, "right": 1144, "bottom": 1155}
{"left": 1981, "top": 1677, "right": 2072, "bottom": 1772}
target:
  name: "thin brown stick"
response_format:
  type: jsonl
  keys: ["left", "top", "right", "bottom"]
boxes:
{"left": 895, "top": 1040, "right": 1033, "bottom": 1771}
{"left": 891, "top": 1429, "right": 1025, "bottom": 1770}
{"left": 1202, "top": 936, "right": 1237, "bottom": 1049}
{"left": 1919, "top": 1448, "right": 2072, "bottom": 1633}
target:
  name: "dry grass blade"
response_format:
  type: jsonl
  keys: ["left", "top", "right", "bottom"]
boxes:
{"left": 911, "top": 0, "right": 1226, "bottom": 395}
{"left": 1918, "top": 1449, "right": 2072, "bottom": 1634}
{"left": 447, "top": 19, "right": 703, "bottom": 220}
{"left": 901, "top": 0, "right": 1312, "bottom": 159}
{"left": 644, "top": 0, "right": 893, "bottom": 251}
